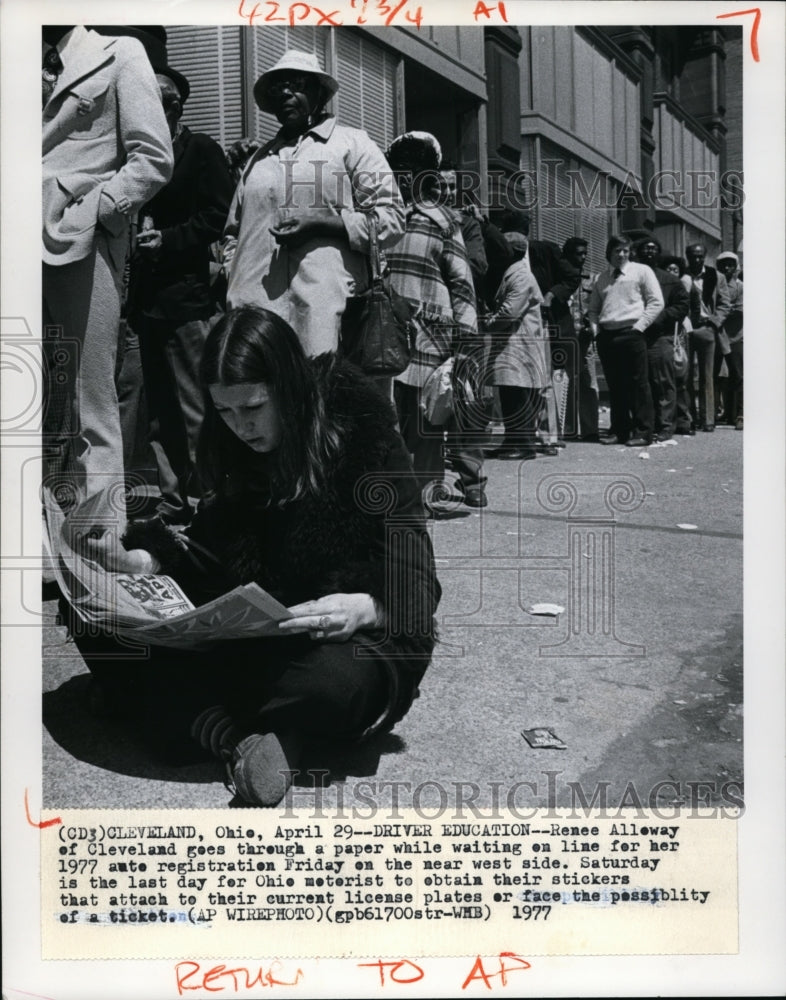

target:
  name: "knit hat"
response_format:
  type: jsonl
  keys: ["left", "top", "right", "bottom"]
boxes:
{"left": 386, "top": 131, "right": 443, "bottom": 174}
{"left": 254, "top": 50, "right": 339, "bottom": 113}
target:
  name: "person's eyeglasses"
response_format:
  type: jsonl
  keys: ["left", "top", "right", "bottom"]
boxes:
{"left": 267, "top": 75, "right": 310, "bottom": 97}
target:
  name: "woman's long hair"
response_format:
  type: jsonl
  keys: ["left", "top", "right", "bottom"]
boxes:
{"left": 198, "top": 306, "right": 341, "bottom": 504}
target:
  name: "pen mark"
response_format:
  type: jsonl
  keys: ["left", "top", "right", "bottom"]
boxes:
{"left": 717, "top": 7, "right": 761, "bottom": 61}
{"left": 24, "top": 788, "right": 62, "bottom": 829}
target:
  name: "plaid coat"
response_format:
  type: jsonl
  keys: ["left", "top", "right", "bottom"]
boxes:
{"left": 387, "top": 202, "right": 478, "bottom": 387}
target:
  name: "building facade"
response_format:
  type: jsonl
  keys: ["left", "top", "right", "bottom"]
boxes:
{"left": 167, "top": 24, "right": 492, "bottom": 199}
{"left": 166, "top": 22, "right": 742, "bottom": 271}
{"left": 509, "top": 25, "right": 743, "bottom": 270}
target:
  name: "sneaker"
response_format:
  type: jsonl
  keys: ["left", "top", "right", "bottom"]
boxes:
{"left": 191, "top": 706, "right": 302, "bottom": 806}
{"left": 230, "top": 732, "right": 302, "bottom": 807}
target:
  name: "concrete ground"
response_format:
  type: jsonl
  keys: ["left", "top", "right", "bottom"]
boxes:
{"left": 42, "top": 424, "right": 743, "bottom": 812}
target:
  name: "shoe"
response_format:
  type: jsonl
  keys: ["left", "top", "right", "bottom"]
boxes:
{"left": 537, "top": 445, "right": 559, "bottom": 456}
{"left": 626, "top": 437, "right": 652, "bottom": 447}
{"left": 191, "top": 706, "right": 301, "bottom": 807}
{"left": 484, "top": 445, "right": 510, "bottom": 458}
{"left": 675, "top": 426, "right": 695, "bottom": 436}
{"left": 553, "top": 439, "right": 568, "bottom": 449}
{"left": 454, "top": 481, "right": 488, "bottom": 508}
{"left": 601, "top": 435, "right": 625, "bottom": 446}
{"left": 494, "top": 447, "right": 537, "bottom": 460}
{"left": 655, "top": 432, "right": 673, "bottom": 442}
{"left": 230, "top": 732, "right": 302, "bottom": 807}
{"left": 702, "top": 424, "right": 715, "bottom": 433}
{"left": 735, "top": 417, "right": 743, "bottom": 431}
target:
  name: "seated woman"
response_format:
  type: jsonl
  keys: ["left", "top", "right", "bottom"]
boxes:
{"left": 80, "top": 306, "right": 440, "bottom": 807}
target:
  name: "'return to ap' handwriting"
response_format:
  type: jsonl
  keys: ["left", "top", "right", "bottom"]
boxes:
{"left": 237, "top": 0, "right": 512, "bottom": 28}
{"left": 358, "top": 953, "right": 531, "bottom": 989}
{"left": 175, "top": 954, "right": 531, "bottom": 993}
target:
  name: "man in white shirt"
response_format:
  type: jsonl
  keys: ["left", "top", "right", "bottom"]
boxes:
{"left": 588, "top": 235, "right": 664, "bottom": 446}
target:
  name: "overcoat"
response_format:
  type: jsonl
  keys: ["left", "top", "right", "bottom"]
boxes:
{"left": 42, "top": 25, "right": 172, "bottom": 267}
{"left": 487, "top": 261, "right": 550, "bottom": 389}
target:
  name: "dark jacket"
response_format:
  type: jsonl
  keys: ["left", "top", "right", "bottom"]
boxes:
{"left": 528, "top": 240, "right": 563, "bottom": 296}
{"left": 685, "top": 265, "right": 731, "bottom": 332}
{"left": 645, "top": 266, "right": 690, "bottom": 341}
{"left": 544, "top": 255, "right": 585, "bottom": 338}
{"left": 124, "top": 358, "right": 441, "bottom": 669}
{"left": 130, "top": 125, "right": 234, "bottom": 322}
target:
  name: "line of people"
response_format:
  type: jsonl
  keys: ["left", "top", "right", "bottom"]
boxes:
{"left": 44, "top": 35, "right": 743, "bottom": 531}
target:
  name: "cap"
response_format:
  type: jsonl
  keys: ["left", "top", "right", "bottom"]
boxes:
{"left": 504, "top": 231, "right": 529, "bottom": 254}
{"left": 715, "top": 251, "right": 739, "bottom": 265}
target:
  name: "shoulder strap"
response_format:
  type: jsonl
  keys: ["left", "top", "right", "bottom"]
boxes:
{"left": 367, "top": 212, "right": 382, "bottom": 284}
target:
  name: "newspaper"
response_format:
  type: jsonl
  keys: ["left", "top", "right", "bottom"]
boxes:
{"left": 43, "top": 487, "right": 292, "bottom": 648}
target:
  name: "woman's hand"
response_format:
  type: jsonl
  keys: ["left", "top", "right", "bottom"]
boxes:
{"left": 279, "top": 594, "right": 384, "bottom": 643}
{"left": 70, "top": 527, "right": 156, "bottom": 575}
{"left": 270, "top": 209, "right": 344, "bottom": 248}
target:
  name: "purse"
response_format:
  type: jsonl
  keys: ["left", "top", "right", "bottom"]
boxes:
{"left": 673, "top": 322, "right": 689, "bottom": 379}
{"left": 339, "top": 213, "right": 414, "bottom": 376}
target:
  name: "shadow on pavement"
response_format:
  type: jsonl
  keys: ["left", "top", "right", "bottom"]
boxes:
{"left": 44, "top": 673, "right": 407, "bottom": 793}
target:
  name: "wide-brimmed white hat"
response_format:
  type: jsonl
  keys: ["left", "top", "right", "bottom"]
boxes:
{"left": 254, "top": 50, "right": 339, "bottom": 113}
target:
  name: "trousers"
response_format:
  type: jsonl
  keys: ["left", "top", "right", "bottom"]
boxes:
{"left": 136, "top": 314, "right": 211, "bottom": 523}
{"left": 43, "top": 231, "right": 126, "bottom": 510}
{"left": 394, "top": 381, "right": 445, "bottom": 494}
{"left": 596, "top": 328, "right": 654, "bottom": 440}
{"left": 689, "top": 325, "right": 716, "bottom": 428}
{"left": 646, "top": 336, "right": 677, "bottom": 436}
{"left": 497, "top": 386, "right": 541, "bottom": 455}
{"left": 69, "top": 615, "right": 412, "bottom": 764}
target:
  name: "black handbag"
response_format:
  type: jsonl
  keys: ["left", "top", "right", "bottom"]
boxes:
{"left": 340, "top": 213, "right": 414, "bottom": 376}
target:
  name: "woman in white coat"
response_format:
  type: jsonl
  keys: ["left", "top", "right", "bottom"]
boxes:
{"left": 222, "top": 51, "right": 404, "bottom": 357}
{"left": 485, "top": 233, "right": 551, "bottom": 460}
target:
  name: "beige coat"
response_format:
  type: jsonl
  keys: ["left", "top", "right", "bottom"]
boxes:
{"left": 488, "top": 260, "right": 551, "bottom": 388}
{"left": 42, "top": 26, "right": 173, "bottom": 267}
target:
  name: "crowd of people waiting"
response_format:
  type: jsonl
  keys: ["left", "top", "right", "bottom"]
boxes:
{"left": 42, "top": 33, "right": 743, "bottom": 804}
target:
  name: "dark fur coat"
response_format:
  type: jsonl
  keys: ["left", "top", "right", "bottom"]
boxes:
{"left": 124, "top": 358, "right": 440, "bottom": 659}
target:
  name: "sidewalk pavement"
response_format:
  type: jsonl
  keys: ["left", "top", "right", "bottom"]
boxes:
{"left": 42, "top": 427, "right": 743, "bottom": 812}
